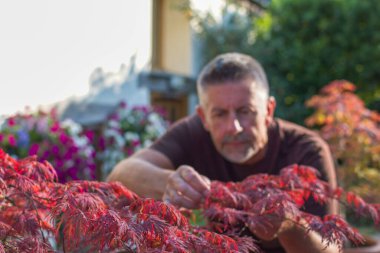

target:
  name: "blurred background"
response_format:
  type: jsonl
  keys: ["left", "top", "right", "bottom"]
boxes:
{"left": 2, "top": 0, "right": 378, "bottom": 122}
{"left": 0, "top": 0, "right": 223, "bottom": 121}
{"left": 0, "top": 1, "right": 153, "bottom": 117}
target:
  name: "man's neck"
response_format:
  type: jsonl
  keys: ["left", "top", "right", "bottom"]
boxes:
{"left": 242, "top": 143, "right": 268, "bottom": 166}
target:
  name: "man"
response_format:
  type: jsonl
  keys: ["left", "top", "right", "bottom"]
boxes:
{"left": 107, "top": 52, "right": 339, "bottom": 253}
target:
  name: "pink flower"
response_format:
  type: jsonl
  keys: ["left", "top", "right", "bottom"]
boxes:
{"left": 7, "top": 117, "right": 16, "bottom": 127}
{"left": 84, "top": 130, "right": 94, "bottom": 142}
{"left": 50, "top": 122, "right": 60, "bottom": 132}
{"left": 131, "top": 139, "right": 141, "bottom": 147}
{"left": 8, "top": 135, "right": 16, "bottom": 147}
{"left": 59, "top": 133, "right": 70, "bottom": 144}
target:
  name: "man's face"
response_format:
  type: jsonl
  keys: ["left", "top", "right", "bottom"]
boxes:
{"left": 197, "top": 79, "right": 275, "bottom": 164}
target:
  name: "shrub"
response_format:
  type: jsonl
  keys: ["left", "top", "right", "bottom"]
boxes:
{"left": 1, "top": 148, "right": 378, "bottom": 252}
{"left": 190, "top": 3, "right": 256, "bottom": 74}
{"left": 0, "top": 149, "right": 256, "bottom": 253}
{"left": 0, "top": 109, "right": 96, "bottom": 182}
{"left": 94, "top": 102, "right": 169, "bottom": 179}
{"left": 202, "top": 164, "right": 380, "bottom": 251}
{"left": 254, "top": 0, "right": 380, "bottom": 123}
{"left": 305, "top": 80, "right": 380, "bottom": 203}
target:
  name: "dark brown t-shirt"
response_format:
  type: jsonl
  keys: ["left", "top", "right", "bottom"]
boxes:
{"left": 150, "top": 114, "right": 337, "bottom": 252}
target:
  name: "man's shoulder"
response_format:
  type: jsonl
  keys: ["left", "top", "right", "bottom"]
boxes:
{"left": 170, "top": 113, "right": 204, "bottom": 132}
{"left": 275, "top": 118, "right": 327, "bottom": 149}
{"left": 175, "top": 113, "right": 202, "bottom": 125}
{"left": 150, "top": 113, "right": 215, "bottom": 171}
{"left": 163, "top": 113, "right": 208, "bottom": 142}
{"left": 276, "top": 118, "right": 321, "bottom": 138}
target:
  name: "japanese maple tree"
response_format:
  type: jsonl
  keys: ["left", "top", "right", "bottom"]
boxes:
{"left": 0, "top": 148, "right": 255, "bottom": 253}
{"left": 305, "top": 80, "right": 380, "bottom": 202}
{"left": 1, "top": 148, "right": 378, "bottom": 252}
{"left": 201, "top": 164, "right": 380, "bottom": 251}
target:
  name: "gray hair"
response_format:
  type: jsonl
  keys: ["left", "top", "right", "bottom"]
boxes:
{"left": 197, "top": 52, "right": 269, "bottom": 97}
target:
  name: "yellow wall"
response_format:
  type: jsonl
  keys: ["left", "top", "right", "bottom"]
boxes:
{"left": 152, "top": 0, "right": 192, "bottom": 75}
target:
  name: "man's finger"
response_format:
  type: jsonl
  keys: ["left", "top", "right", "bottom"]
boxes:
{"left": 178, "top": 166, "right": 210, "bottom": 196}
{"left": 167, "top": 171, "right": 204, "bottom": 203}
{"left": 163, "top": 188, "right": 199, "bottom": 209}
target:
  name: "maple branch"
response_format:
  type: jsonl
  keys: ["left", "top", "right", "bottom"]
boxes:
{"left": 28, "top": 193, "right": 49, "bottom": 245}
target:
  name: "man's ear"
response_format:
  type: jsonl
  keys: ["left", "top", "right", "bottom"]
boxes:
{"left": 265, "top": 96, "right": 276, "bottom": 127}
{"left": 196, "top": 105, "right": 210, "bottom": 131}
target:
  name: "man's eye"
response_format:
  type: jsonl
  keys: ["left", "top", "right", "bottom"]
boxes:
{"left": 212, "top": 112, "right": 226, "bottom": 118}
{"left": 238, "top": 109, "right": 251, "bottom": 115}
{"left": 239, "top": 108, "right": 258, "bottom": 116}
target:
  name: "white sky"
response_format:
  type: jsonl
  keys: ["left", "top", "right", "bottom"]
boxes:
{"left": 0, "top": 0, "right": 152, "bottom": 117}
{"left": 0, "top": 0, "right": 222, "bottom": 117}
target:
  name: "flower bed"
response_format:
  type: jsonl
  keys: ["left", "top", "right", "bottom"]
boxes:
{"left": 94, "top": 102, "right": 169, "bottom": 178}
{"left": 0, "top": 109, "right": 96, "bottom": 182}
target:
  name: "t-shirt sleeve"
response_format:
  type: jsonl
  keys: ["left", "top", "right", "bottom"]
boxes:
{"left": 149, "top": 117, "right": 192, "bottom": 168}
{"left": 296, "top": 134, "right": 338, "bottom": 216}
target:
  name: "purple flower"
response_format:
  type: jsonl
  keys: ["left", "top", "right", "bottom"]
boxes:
{"left": 51, "top": 145, "right": 60, "bottom": 156}
{"left": 17, "top": 129, "right": 29, "bottom": 148}
{"left": 29, "top": 143, "right": 40, "bottom": 155}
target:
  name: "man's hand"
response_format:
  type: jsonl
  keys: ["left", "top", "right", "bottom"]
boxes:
{"left": 248, "top": 213, "right": 294, "bottom": 242}
{"left": 163, "top": 165, "right": 210, "bottom": 209}
{"left": 250, "top": 215, "right": 340, "bottom": 253}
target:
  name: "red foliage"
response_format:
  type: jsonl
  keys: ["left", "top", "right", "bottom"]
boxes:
{"left": 1, "top": 148, "right": 378, "bottom": 252}
{"left": 0, "top": 149, "right": 256, "bottom": 253}
{"left": 305, "top": 80, "right": 380, "bottom": 202}
{"left": 202, "top": 164, "right": 380, "bottom": 251}
{"left": 305, "top": 80, "right": 380, "bottom": 148}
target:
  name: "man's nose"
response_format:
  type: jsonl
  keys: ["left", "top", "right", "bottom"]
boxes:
{"left": 226, "top": 113, "right": 243, "bottom": 134}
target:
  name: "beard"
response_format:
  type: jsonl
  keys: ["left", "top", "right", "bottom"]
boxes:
{"left": 220, "top": 133, "right": 259, "bottom": 164}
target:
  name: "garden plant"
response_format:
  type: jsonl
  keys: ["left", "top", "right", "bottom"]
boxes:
{"left": 93, "top": 102, "right": 168, "bottom": 179}
{"left": 253, "top": 0, "right": 380, "bottom": 123}
{"left": 0, "top": 149, "right": 256, "bottom": 253}
{"left": 1, "top": 148, "right": 379, "bottom": 252}
{"left": 305, "top": 80, "right": 380, "bottom": 231}
{"left": 306, "top": 80, "right": 380, "bottom": 203}
{"left": 188, "top": 0, "right": 380, "bottom": 124}
{"left": 0, "top": 109, "right": 96, "bottom": 182}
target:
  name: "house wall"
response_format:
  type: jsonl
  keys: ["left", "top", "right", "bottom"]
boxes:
{"left": 153, "top": 0, "right": 192, "bottom": 75}
{"left": 151, "top": 0, "right": 195, "bottom": 121}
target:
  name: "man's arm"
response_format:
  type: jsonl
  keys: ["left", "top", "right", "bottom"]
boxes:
{"left": 277, "top": 220, "right": 339, "bottom": 253}
{"left": 106, "top": 148, "right": 210, "bottom": 208}
{"left": 275, "top": 133, "right": 339, "bottom": 252}
{"left": 106, "top": 148, "right": 174, "bottom": 199}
